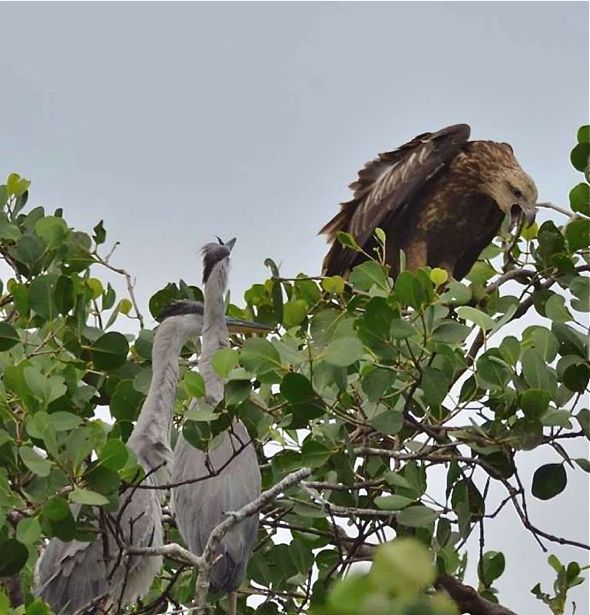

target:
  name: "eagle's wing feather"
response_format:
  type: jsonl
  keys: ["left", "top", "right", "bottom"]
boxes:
{"left": 320, "top": 124, "right": 471, "bottom": 275}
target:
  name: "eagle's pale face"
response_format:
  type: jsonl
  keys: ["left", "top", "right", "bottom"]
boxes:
{"left": 488, "top": 167, "right": 538, "bottom": 228}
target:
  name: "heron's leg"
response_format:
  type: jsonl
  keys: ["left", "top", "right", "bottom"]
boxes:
{"left": 229, "top": 590, "right": 237, "bottom": 615}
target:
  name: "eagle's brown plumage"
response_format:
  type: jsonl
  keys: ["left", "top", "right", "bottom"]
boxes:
{"left": 320, "top": 124, "right": 538, "bottom": 279}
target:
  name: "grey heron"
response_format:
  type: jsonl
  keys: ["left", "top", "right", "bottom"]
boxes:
{"left": 171, "top": 238, "right": 262, "bottom": 611}
{"left": 34, "top": 299, "right": 266, "bottom": 614}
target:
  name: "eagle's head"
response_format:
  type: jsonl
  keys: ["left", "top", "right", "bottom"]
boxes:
{"left": 488, "top": 165, "right": 538, "bottom": 229}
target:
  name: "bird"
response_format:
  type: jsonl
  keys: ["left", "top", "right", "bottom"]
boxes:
{"left": 320, "top": 123, "right": 538, "bottom": 280}
{"left": 34, "top": 299, "right": 267, "bottom": 614}
{"left": 171, "top": 238, "right": 262, "bottom": 613}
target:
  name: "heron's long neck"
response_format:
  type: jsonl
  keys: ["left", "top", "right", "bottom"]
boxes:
{"left": 127, "top": 323, "right": 187, "bottom": 469}
{"left": 201, "top": 264, "right": 229, "bottom": 404}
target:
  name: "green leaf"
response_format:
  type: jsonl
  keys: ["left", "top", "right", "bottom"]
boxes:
{"left": 212, "top": 348, "right": 240, "bottom": 378}
{"left": 430, "top": 267, "right": 449, "bottom": 286}
{"left": 457, "top": 306, "right": 495, "bottom": 331}
{"left": 336, "top": 231, "right": 362, "bottom": 251}
{"left": 395, "top": 271, "right": 425, "bottom": 308}
{"left": 301, "top": 440, "right": 332, "bottom": 468}
{"left": 349, "top": 261, "right": 389, "bottom": 292}
{"left": 0, "top": 538, "right": 28, "bottom": 576}
{"left": 576, "top": 408, "right": 590, "bottom": 438}
{"left": 324, "top": 337, "right": 364, "bottom": 367}
{"left": 531, "top": 464, "right": 567, "bottom": 500}
{"left": 389, "top": 318, "right": 416, "bottom": 339}
{"left": 563, "top": 362, "right": 590, "bottom": 393}
{"left": 544, "top": 294, "right": 573, "bottom": 323}
{"left": 240, "top": 337, "right": 282, "bottom": 374}
{"left": 397, "top": 504, "right": 438, "bottom": 527}
{"left": 69, "top": 487, "right": 109, "bottom": 506}
{"left": 520, "top": 389, "right": 551, "bottom": 420}
{"left": 0, "top": 322, "right": 20, "bottom": 351}
{"left": 321, "top": 275, "right": 346, "bottom": 295}
{"left": 16, "top": 517, "right": 42, "bottom": 544}
{"left": 99, "top": 439, "right": 129, "bottom": 471}
{"left": 91, "top": 332, "right": 129, "bottom": 370}
{"left": 41, "top": 497, "right": 70, "bottom": 521}
{"left": 184, "top": 371, "right": 206, "bottom": 398}
{"left": 370, "top": 538, "right": 435, "bottom": 595}
{"left": 281, "top": 373, "right": 314, "bottom": 403}
{"left": 20, "top": 446, "right": 52, "bottom": 476}
{"left": 368, "top": 408, "right": 403, "bottom": 435}
{"left": 6, "top": 173, "right": 31, "bottom": 197}
{"left": 565, "top": 218, "right": 590, "bottom": 252}
{"left": 48, "top": 411, "right": 82, "bottom": 431}
{"left": 35, "top": 216, "right": 68, "bottom": 247}
{"left": 521, "top": 348, "right": 554, "bottom": 391}
{"left": 283, "top": 299, "right": 308, "bottom": 328}
{"left": 24, "top": 366, "right": 67, "bottom": 407}
{"left": 29, "top": 274, "right": 60, "bottom": 320}
{"left": 110, "top": 380, "right": 145, "bottom": 421}
{"left": 569, "top": 183, "right": 590, "bottom": 216}
{"left": 375, "top": 495, "right": 414, "bottom": 510}
{"left": 570, "top": 277, "right": 590, "bottom": 312}
{"left": 479, "top": 551, "right": 506, "bottom": 586}
{"left": 420, "top": 367, "right": 449, "bottom": 407}
{"left": 578, "top": 125, "right": 590, "bottom": 143}
{"left": 326, "top": 574, "right": 371, "bottom": 615}
{"left": 432, "top": 322, "right": 471, "bottom": 344}
{"left": 570, "top": 142, "right": 590, "bottom": 173}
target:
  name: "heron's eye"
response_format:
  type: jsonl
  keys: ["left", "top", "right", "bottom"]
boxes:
{"left": 511, "top": 186, "right": 524, "bottom": 199}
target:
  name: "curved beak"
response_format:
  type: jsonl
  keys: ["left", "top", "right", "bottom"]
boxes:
{"left": 509, "top": 202, "right": 537, "bottom": 230}
{"left": 225, "top": 316, "right": 271, "bottom": 334}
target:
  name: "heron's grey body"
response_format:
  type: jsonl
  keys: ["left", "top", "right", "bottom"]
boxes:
{"left": 171, "top": 239, "right": 261, "bottom": 594}
{"left": 34, "top": 306, "right": 207, "bottom": 614}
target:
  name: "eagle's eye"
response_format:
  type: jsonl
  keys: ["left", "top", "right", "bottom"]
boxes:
{"left": 511, "top": 186, "right": 524, "bottom": 200}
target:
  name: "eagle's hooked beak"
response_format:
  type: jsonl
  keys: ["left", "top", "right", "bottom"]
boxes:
{"left": 225, "top": 317, "right": 272, "bottom": 334}
{"left": 509, "top": 202, "right": 537, "bottom": 230}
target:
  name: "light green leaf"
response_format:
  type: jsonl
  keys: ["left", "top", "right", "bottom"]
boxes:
{"left": 212, "top": 348, "right": 240, "bottom": 378}
{"left": 324, "top": 337, "right": 364, "bottom": 367}
{"left": 69, "top": 487, "right": 109, "bottom": 506}
{"left": 457, "top": 306, "right": 495, "bottom": 331}
{"left": 20, "top": 447, "right": 52, "bottom": 477}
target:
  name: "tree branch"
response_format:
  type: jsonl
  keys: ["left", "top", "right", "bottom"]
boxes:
{"left": 127, "top": 468, "right": 312, "bottom": 613}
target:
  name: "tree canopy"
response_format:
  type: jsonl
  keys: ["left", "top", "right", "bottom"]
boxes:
{"left": 0, "top": 126, "right": 588, "bottom": 615}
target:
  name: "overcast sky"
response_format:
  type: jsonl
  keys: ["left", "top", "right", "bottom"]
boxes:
{"left": 1, "top": 2, "right": 588, "bottom": 612}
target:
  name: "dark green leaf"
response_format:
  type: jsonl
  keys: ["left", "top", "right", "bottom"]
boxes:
{"left": 520, "top": 389, "right": 551, "bottom": 420}
{"left": 92, "top": 332, "right": 129, "bottom": 370}
{"left": 565, "top": 218, "right": 590, "bottom": 252}
{"left": 432, "top": 322, "right": 471, "bottom": 344}
{"left": 395, "top": 272, "right": 425, "bottom": 308}
{"left": 0, "top": 539, "right": 28, "bottom": 576}
{"left": 570, "top": 142, "right": 590, "bottom": 173}
{"left": 531, "top": 464, "right": 567, "bottom": 500}
{"left": 569, "top": 183, "right": 590, "bottom": 216}
{"left": 0, "top": 322, "right": 20, "bottom": 351}
{"left": 479, "top": 551, "right": 505, "bottom": 586}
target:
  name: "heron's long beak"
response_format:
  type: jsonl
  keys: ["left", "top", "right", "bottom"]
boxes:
{"left": 225, "top": 317, "right": 272, "bottom": 334}
{"left": 509, "top": 202, "right": 537, "bottom": 230}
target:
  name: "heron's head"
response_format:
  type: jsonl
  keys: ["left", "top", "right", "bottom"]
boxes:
{"left": 202, "top": 237, "right": 236, "bottom": 285}
{"left": 157, "top": 300, "right": 271, "bottom": 338}
{"left": 487, "top": 164, "right": 538, "bottom": 229}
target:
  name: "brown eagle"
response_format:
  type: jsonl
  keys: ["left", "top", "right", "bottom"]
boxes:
{"left": 320, "top": 124, "right": 538, "bottom": 279}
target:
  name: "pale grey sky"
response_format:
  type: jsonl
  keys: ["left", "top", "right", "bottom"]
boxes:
{"left": 1, "top": 2, "right": 588, "bottom": 612}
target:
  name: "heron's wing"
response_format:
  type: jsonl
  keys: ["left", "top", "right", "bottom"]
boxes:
{"left": 319, "top": 124, "right": 471, "bottom": 275}
{"left": 172, "top": 421, "right": 261, "bottom": 592}
{"left": 35, "top": 488, "right": 163, "bottom": 613}
{"left": 35, "top": 536, "right": 110, "bottom": 614}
